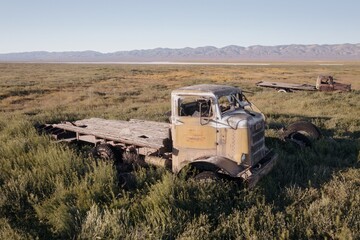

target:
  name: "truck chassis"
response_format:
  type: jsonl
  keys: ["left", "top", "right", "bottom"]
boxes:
{"left": 36, "top": 84, "right": 285, "bottom": 187}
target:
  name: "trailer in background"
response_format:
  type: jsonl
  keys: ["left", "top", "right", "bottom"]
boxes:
{"left": 256, "top": 75, "right": 351, "bottom": 92}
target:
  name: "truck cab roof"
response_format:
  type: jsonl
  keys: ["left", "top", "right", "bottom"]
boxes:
{"left": 172, "top": 84, "right": 241, "bottom": 97}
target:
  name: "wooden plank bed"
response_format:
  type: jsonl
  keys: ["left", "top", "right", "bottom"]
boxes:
{"left": 48, "top": 118, "right": 171, "bottom": 150}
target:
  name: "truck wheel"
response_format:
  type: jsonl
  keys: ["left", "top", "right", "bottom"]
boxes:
{"left": 118, "top": 172, "right": 136, "bottom": 189}
{"left": 92, "top": 144, "right": 117, "bottom": 162}
{"left": 194, "top": 171, "right": 219, "bottom": 182}
{"left": 282, "top": 121, "right": 321, "bottom": 147}
{"left": 287, "top": 132, "right": 312, "bottom": 147}
{"left": 282, "top": 121, "right": 321, "bottom": 140}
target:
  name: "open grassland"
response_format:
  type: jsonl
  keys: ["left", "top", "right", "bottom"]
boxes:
{"left": 0, "top": 63, "right": 359, "bottom": 239}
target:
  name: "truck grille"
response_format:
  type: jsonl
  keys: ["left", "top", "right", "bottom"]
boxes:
{"left": 251, "top": 122, "right": 265, "bottom": 165}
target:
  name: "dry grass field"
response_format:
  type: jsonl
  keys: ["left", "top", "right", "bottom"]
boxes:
{"left": 0, "top": 63, "right": 359, "bottom": 239}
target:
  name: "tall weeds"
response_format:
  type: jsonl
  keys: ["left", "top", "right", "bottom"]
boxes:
{"left": 0, "top": 63, "right": 359, "bottom": 239}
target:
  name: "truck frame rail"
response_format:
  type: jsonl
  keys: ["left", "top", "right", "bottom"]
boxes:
{"left": 256, "top": 81, "right": 316, "bottom": 91}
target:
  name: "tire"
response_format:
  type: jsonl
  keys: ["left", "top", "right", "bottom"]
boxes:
{"left": 287, "top": 132, "right": 312, "bottom": 147}
{"left": 92, "top": 144, "right": 117, "bottom": 162}
{"left": 282, "top": 121, "right": 321, "bottom": 140}
{"left": 194, "top": 171, "right": 220, "bottom": 182}
{"left": 278, "top": 89, "right": 287, "bottom": 93}
{"left": 118, "top": 172, "right": 136, "bottom": 189}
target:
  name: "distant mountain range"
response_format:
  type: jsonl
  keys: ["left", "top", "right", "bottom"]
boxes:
{"left": 1, "top": 44, "right": 359, "bottom": 62}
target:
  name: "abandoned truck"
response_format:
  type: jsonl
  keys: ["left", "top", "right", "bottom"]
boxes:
{"left": 256, "top": 75, "right": 351, "bottom": 93}
{"left": 37, "top": 84, "right": 318, "bottom": 187}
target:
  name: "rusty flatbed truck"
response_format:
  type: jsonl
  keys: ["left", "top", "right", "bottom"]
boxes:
{"left": 256, "top": 75, "right": 351, "bottom": 92}
{"left": 38, "top": 84, "right": 277, "bottom": 187}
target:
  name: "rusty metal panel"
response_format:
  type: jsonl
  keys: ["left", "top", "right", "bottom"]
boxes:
{"left": 316, "top": 75, "right": 351, "bottom": 92}
{"left": 175, "top": 119, "right": 217, "bottom": 149}
{"left": 172, "top": 148, "right": 218, "bottom": 173}
{"left": 172, "top": 115, "right": 217, "bottom": 172}
{"left": 172, "top": 84, "right": 240, "bottom": 97}
{"left": 217, "top": 127, "right": 250, "bottom": 165}
{"left": 256, "top": 81, "right": 316, "bottom": 91}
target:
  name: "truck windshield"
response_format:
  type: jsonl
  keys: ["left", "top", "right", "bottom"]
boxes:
{"left": 218, "top": 93, "right": 249, "bottom": 114}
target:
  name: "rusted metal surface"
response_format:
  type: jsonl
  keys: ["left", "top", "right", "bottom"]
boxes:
{"left": 174, "top": 117, "right": 217, "bottom": 149}
{"left": 174, "top": 84, "right": 240, "bottom": 97}
{"left": 316, "top": 75, "right": 351, "bottom": 92}
{"left": 217, "top": 128, "right": 250, "bottom": 166}
{"left": 280, "top": 121, "right": 322, "bottom": 147}
{"left": 241, "top": 149, "right": 277, "bottom": 188}
{"left": 256, "top": 81, "right": 316, "bottom": 91}
{"left": 257, "top": 75, "right": 351, "bottom": 92}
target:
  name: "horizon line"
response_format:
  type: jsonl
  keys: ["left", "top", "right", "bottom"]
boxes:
{"left": 1, "top": 42, "right": 359, "bottom": 55}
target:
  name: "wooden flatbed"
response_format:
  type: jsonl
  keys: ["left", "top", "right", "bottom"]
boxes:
{"left": 38, "top": 118, "right": 171, "bottom": 151}
{"left": 256, "top": 81, "right": 316, "bottom": 91}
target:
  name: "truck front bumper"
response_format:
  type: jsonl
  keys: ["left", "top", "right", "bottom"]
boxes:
{"left": 238, "top": 149, "right": 278, "bottom": 188}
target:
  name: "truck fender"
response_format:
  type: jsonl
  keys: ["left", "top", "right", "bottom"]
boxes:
{"left": 178, "top": 156, "right": 242, "bottom": 177}
{"left": 280, "top": 121, "right": 321, "bottom": 147}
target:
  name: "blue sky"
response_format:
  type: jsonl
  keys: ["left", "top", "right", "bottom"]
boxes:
{"left": 1, "top": 0, "right": 359, "bottom": 53}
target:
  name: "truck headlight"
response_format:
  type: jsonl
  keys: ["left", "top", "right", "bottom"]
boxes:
{"left": 241, "top": 153, "right": 246, "bottom": 162}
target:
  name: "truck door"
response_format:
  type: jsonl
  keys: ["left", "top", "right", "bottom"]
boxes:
{"left": 172, "top": 96, "right": 217, "bottom": 170}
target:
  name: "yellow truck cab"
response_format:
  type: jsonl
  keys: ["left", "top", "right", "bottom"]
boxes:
{"left": 171, "top": 84, "right": 277, "bottom": 185}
